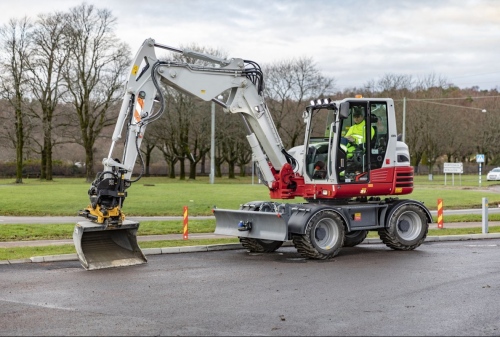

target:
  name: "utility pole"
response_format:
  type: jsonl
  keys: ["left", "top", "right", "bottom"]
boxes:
{"left": 210, "top": 95, "right": 223, "bottom": 184}
{"left": 210, "top": 100, "right": 216, "bottom": 184}
{"left": 402, "top": 97, "right": 406, "bottom": 143}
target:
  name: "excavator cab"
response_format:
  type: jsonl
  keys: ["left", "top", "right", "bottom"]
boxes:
{"left": 304, "top": 99, "right": 389, "bottom": 184}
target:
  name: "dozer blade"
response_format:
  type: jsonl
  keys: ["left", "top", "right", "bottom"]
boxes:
{"left": 213, "top": 209, "right": 288, "bottom": 241}
{"left": 73, "top": 220, "right": 147, "bottom": 270}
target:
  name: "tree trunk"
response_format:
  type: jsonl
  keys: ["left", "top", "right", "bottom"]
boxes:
{"left": 239, "top": 164, "right": 246, "bottom": 177}
{"left": 179, "top": 158, "right": 186, "bottom": 180}
{"left": 45, "top": 135, "right": 53, "bottom": 181}
{"left": 216, "top": 162, "right": 222, "bottom": 178}
{"left": 228, "top": 162, "right": 236, "bottom": 179}
{"left": 142, "top": 143, "right": 155, "bottom": 177}
{"left": 168, "top": 161, "right": 176, "bottom": 178}
{"left": 85, "top": 146, "right": 94, "bottom": 182}
{"left": 189, "top": 161, "right": 196, "bottom": 180}
{"left": 40, "top": 114, "right": 53, "bottom": 180}
{"left": 200, "top": 155, "right": 206, "bottom": 174}
{"left": 40, "top": 147, "right": 46, "bottom": 180}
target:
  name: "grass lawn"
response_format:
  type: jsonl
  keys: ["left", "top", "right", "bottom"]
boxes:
{"left": 1, "top": 175, "right": 500, "bottom": 216}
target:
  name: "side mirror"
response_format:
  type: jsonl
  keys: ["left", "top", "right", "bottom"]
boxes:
{"left": 339, "top": 102, "right": 350, "bottom": 119}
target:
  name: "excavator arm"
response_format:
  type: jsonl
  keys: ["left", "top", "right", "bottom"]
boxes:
{"left": 79, "top": 38, "right": 294, "bottom": 225}
{"left": 75, "top": 38, "right": 300, "bottom": 270}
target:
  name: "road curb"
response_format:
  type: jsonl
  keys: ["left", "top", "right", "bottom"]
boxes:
{"left": 1, "top": 234, "right": 499, "bottom": 265}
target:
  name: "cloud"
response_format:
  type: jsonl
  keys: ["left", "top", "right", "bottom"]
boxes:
{"left": 0, "top": 0, "right": 498, "bottom": 90}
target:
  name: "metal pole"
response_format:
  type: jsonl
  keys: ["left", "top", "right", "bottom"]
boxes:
{"left": 210, "top": 101, "right": 215, "bottom": 184}
{"left": 479, "top": 163, "right": 482, "bottom": 187}
{"left": 252, "top": 155, "right": 255, "bottom": 185}
{"left": 402, "top": 97, "right": 406, "bottom": 143}
{"left": 482, "top": 197, "right": 488, "bottom": 234}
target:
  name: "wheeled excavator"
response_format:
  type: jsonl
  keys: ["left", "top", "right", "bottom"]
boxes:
{"left": 74, "top": 38, "right": 432, "bottom": 270}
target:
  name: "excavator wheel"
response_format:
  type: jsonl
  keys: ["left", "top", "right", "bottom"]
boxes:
{"left": 343, "top": 230, "right": 368, "bottom": 247}
{"left": 378, "top": 204, "right": 429, "bottom": 250}
{"left": 239, "top": 238, "right": 284, "bottom": 253}
{"left": 292, "top": 210, "right": 345, "bottom": 260}
{"left": 238, "top": 201, "right": 284, "bottom": 253}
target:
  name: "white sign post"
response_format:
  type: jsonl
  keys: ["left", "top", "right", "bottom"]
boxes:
{"left": 443, "top": 163, "right": 463, "bottom": 186}
{"left": 476, "top": 154, "right": 485, "bottom": 187}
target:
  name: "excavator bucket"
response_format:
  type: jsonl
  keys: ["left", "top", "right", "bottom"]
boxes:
{"left": 73, "top": 220, "right": 147, "bottom": 270}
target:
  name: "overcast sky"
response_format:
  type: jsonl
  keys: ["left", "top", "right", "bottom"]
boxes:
{"left": 1, "top": 0, "right": 499, "bottom": 91}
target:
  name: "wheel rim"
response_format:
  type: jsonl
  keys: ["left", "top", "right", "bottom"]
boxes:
{"left": 396, "top": 211, "right": 423, "bottom": 241}
{"left": 314, "top": 217, "right": 340, "bottom": 250}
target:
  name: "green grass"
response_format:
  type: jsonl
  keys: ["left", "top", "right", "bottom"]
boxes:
{"left": 0, "top": 220, "right": 216, "bottom": 242}
{"left": 0, "top": 177, "right": 273, "bottom": 216}
{"left": 1, "top": 175, "right": 500, "bottom": 216}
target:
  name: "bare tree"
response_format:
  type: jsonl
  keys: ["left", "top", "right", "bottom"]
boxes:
{"left": 149, "top": 89, "right": 183, "bottom": 179}
{"left": 376, "top": 73, "right": 414, "bottom": 93}
{"left": 159, "top": 44, "right": 228, "bottom": 180}
{"left": 186, "top": 100, "right": 212, "bottom": 179}
{"left": 236, "top": 140, "right": 253, "bottom": 177}
{"left": 25, "top": 11, "right": 69, "bottom": 180}
{"left": 163, "top": 91, "right": 195, "bottom": 180}
{"left": 222, "top": 132, "right": 240, "bottom": 179}
{"left": 0, "top": 17, "right": 33, "bottom": 183}
{"left": 263, "top": 57, "right": 335, "bottom": 148}
{"left": 216, "top": 110, "right": 249, "bottom": 178}
{"left": 62, "top": 3, "right": 130, "bottom": 181}
{"left": 413, "top": 73, "right": 448, "bottom": 91}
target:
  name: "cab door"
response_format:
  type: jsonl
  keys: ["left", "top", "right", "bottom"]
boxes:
{"left": 336, "top": 101, "right": 388, "bottom": 183}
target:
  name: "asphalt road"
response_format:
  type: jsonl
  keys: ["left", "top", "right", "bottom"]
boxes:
{"left": 1, "top": 239, "right": 499, "bottom": 336}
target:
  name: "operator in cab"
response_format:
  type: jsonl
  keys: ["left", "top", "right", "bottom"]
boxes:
{"left": 339, "top": 109, "right": 375, "bottom": 179}
{"left": 341, "top": 110, "right": 373, "bottom": 146}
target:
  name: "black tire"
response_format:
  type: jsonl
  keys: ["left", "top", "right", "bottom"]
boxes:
{"left": 239, "top": 238, "right": 284, "bottom": 253}
{"left": 378, "top": 204, "right": 429, "bottom": 250}
{"left": 343, "top": 230, "right": 368, "bottom": 247}
{"left": 292, "top": 210, "right": 345, "bottom": 259}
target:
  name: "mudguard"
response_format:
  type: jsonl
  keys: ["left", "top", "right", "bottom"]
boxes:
{"left": 384, "top": 199, "right": 433, "bottom": 225}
